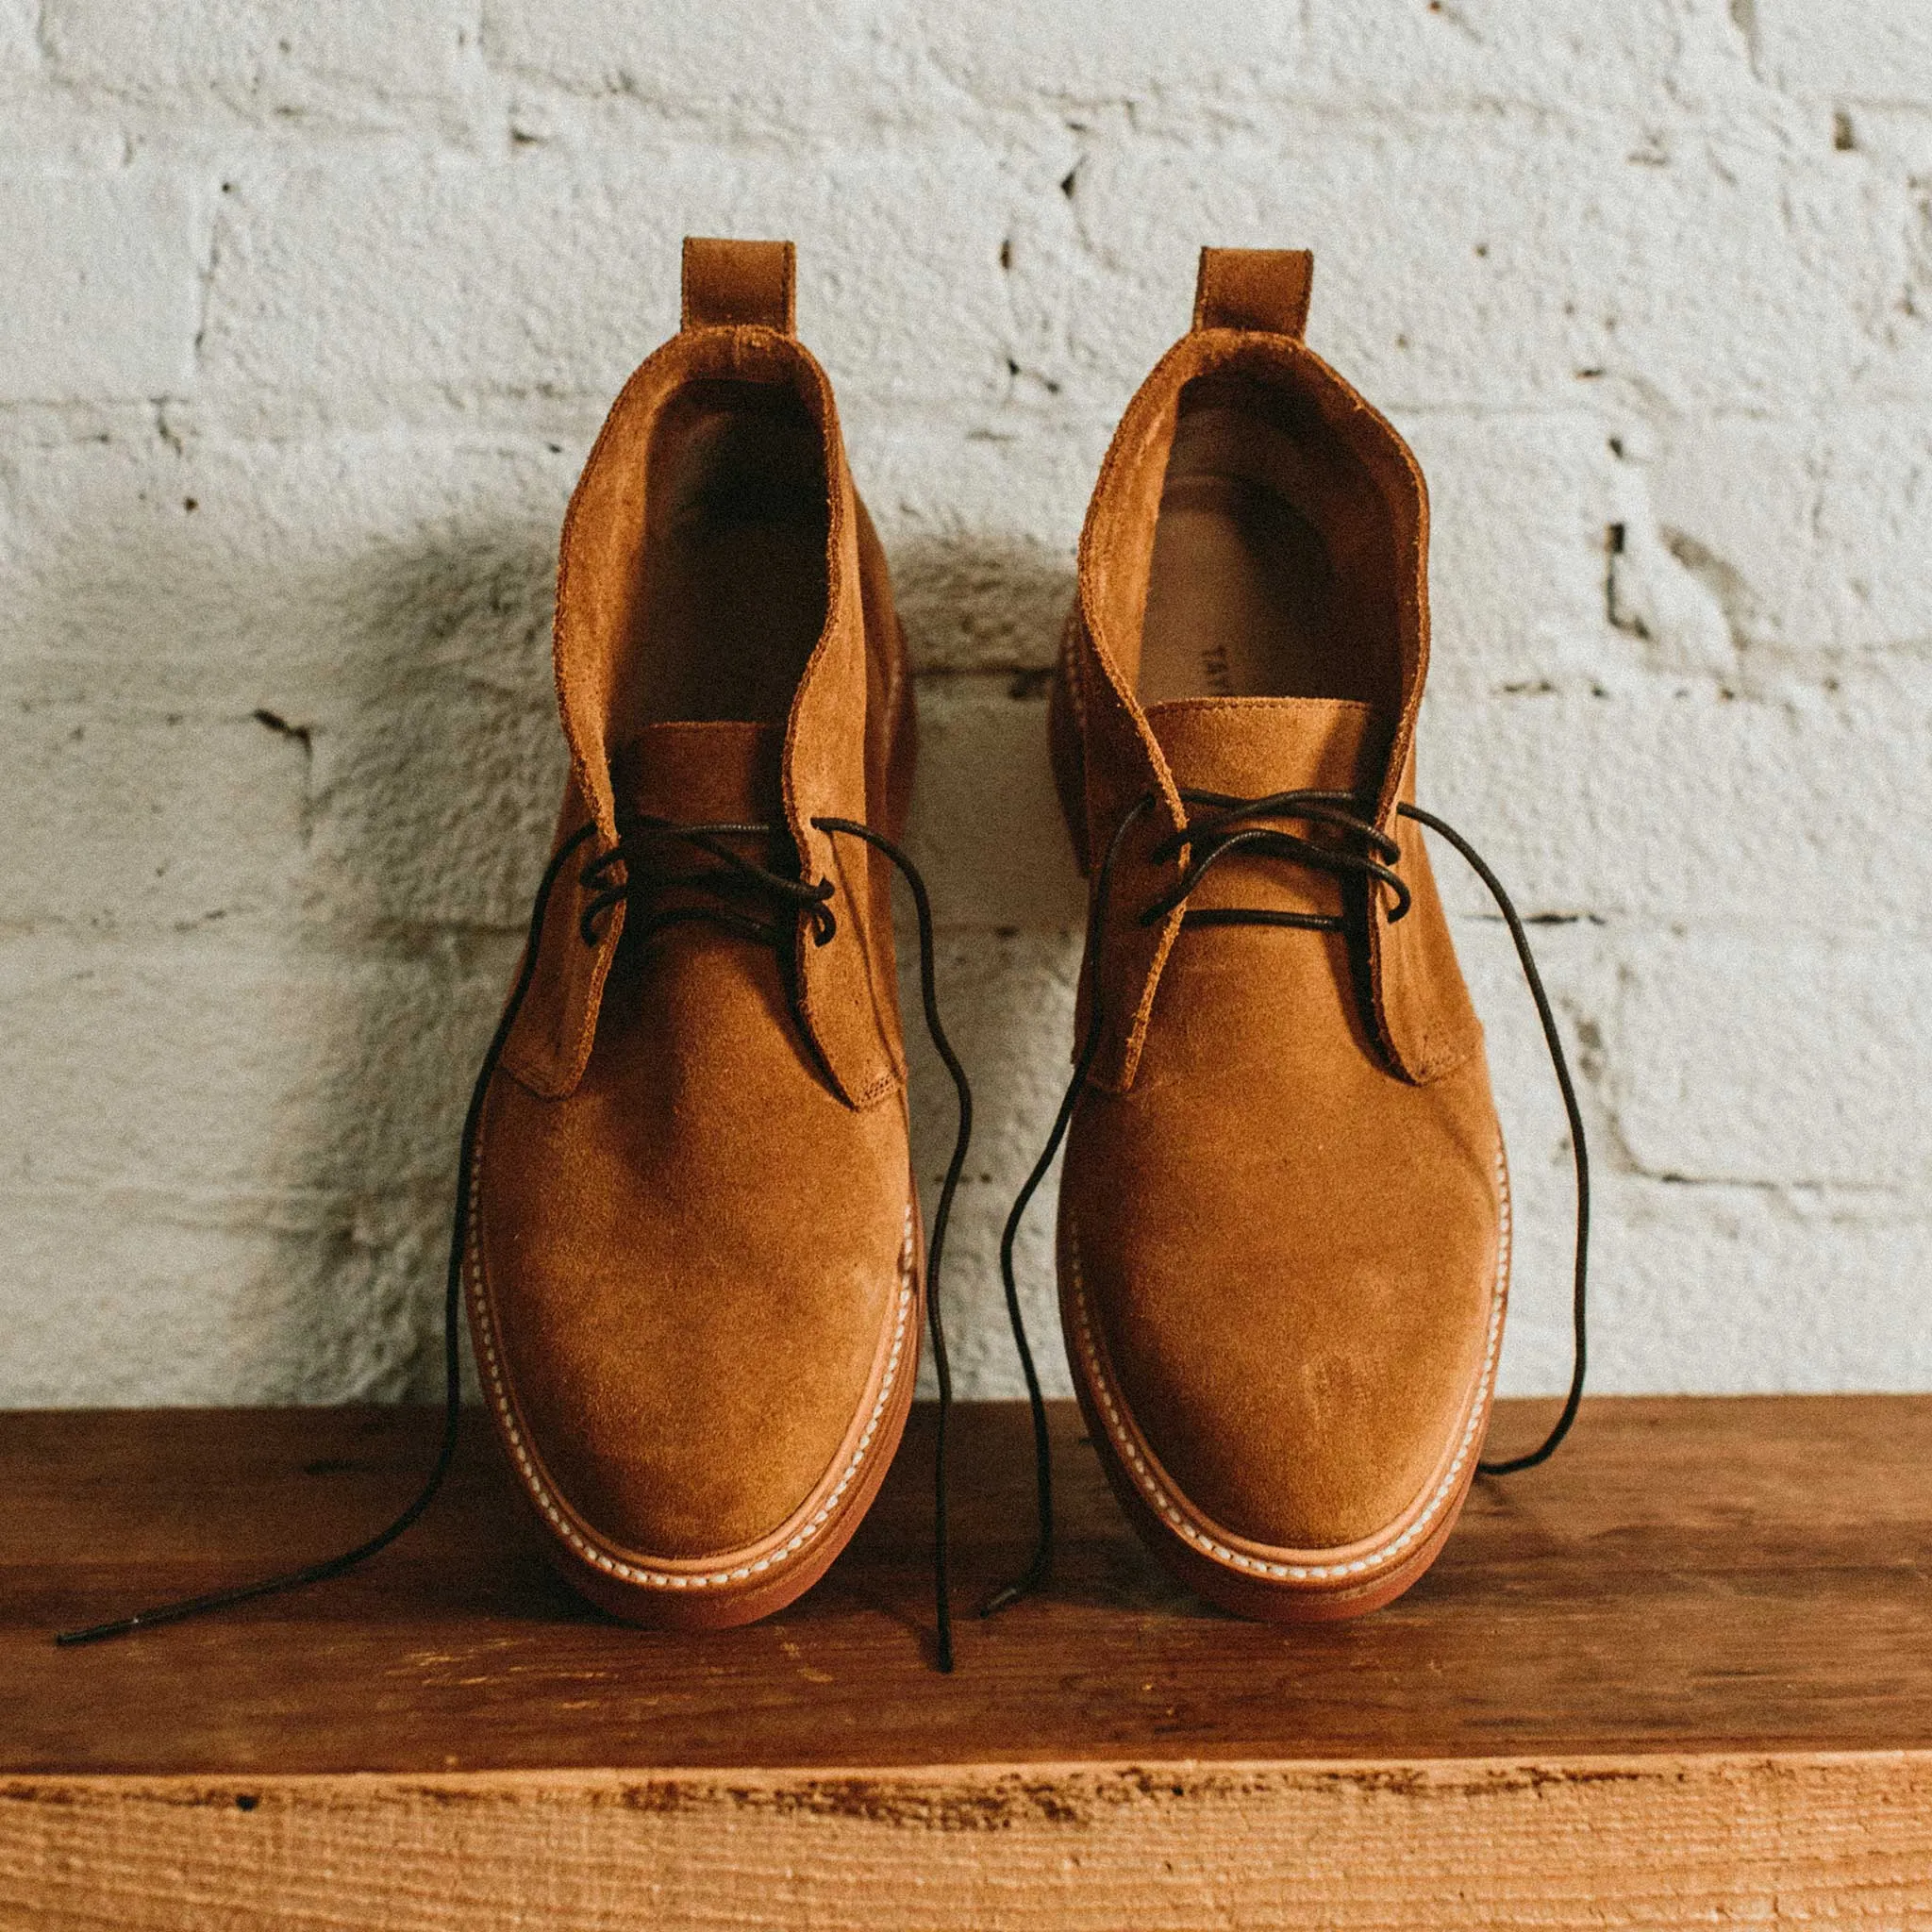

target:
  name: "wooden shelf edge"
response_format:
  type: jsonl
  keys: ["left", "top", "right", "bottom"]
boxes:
{"left": 8, "top": 1752, "right": 1930, "bottom": 1930}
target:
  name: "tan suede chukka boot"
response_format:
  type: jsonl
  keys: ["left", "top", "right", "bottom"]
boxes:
{"left": 57, "top": 242, "right": 981, "bottom": 1660}
{"left": 1041, "top": 250, "right": 1526, "bottom": 1621}
{"left": 464, "top": 241, "right": 925, "bottom": 1629}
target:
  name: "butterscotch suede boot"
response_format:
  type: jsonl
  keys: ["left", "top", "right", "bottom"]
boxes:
{"left": 998, "top": 249, "right": 1588, "bottom": 1623}
{"left": 58, "top": 242, "right": 974, "bottom": 1658}
{"left": 458, "top": 239, "right": 965, "bottom": 1638}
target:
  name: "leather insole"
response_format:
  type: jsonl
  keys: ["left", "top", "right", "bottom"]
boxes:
{"left": 1138, "top": 396, "right": 1388, "bottom": 708}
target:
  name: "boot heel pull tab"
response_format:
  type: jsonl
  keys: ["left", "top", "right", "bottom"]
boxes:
{"left": 681, "top": 237, "right": 796, "bottom": 333}
{"left": 1192, "top": 247, "right": 1312, "bottom": 338}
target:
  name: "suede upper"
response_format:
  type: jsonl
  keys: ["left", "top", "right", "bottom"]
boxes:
{"left": 467, "top": 241, "right": 919, "bottom": 1591}
{"left": 501, "top": 309, "right": 905, "bottom": 1111}
{"left": 1051, "top": 267, "right": 1482, "bottom": 1094}
{"left": 1051, "top": 249, "right": 1507, "bottom": 1562}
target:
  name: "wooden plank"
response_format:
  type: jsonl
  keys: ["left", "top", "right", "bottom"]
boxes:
{"left": 5, "top": 1757, "right": 1930, "bottom": 1929}
{"left": 7, "top": 1399, "right": 1932, "bottom": 1925}
{"left": 6, "top": 1399, "right": 1931, "bottom": 1774}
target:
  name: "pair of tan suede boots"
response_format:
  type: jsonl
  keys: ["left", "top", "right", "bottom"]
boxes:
{"left": 65, "top": 237, "right": 1588, "bottom": 1669}
{"left": 452, "top": 233, "right": 1590, "bottom": 1664}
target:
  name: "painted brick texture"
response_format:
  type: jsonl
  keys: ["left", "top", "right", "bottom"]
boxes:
{"left": 0, "top": 1, "right": 1925, "bottom": 1407}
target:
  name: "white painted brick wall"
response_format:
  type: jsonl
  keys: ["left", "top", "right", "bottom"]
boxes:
{"left": 41, "top": 0, "right": 478, "bottom": 119}
{"left": 2, "top": 1, "right": 1927, "bottom": 1409}
{"left": 0, "top": 173, "right": 202, "bottom": 400}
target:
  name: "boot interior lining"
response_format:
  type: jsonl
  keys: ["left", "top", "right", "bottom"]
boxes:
{"left": 1138, "top": 375, "right": 1400, "bottom": 712}
{"left": 614, "top": 378, "right": 830, "bottom": 738}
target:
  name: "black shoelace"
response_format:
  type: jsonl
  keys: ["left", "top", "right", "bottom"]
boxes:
{"left": 59, "top": 810, "right": 974, "bottom": 1674}
{"left": 985, "top": 786, "right": 1591, "bottom": 1616}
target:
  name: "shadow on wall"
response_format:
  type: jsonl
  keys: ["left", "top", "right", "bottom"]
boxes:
{"left": 890, "top": 534, "right": 1088, "bottom": 1402}
{"left": 278, "top": 524, "right": 568, "bottom": 1403}
{"left": 6, "top": 505, "right": 1096, "bottom": 1406}
{"left": 889, "top": 529, "right": 1077, "bottom": 680}
{"left": 8, "top": 506, "right": 1613, "bottom": 1409}
{"left": 0, "top": 495, "right": 565, "bottom": 1406}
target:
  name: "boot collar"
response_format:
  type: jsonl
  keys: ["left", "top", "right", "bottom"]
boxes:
{"left": 503, "top": 317, "right": 898, "bottom": 1106}
{"left": 1065, "top": 274, "right": 1472, "bottom": 1090}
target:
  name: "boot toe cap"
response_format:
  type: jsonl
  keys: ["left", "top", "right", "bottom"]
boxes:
{"left": 1062, "top": 1062, "right": 1506, "bottom": 1556}
{"left": 1070, "top": 1219, "right": 1498, "bottom": 1553}
{"left": 471, "top": 1062, "right": 916, "bottom": 1572}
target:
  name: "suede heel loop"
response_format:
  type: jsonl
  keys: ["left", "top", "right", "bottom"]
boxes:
{"left": 1192, "top": 246, "right": 1313, "bottom": 338}
{"left": 681, "top": 236, "right": 797, "bottom": 334}
{"left": 987, "top": 791, "right": 1593, "bottom": 1614}
{"left": 55, "top": 823, "right": 600, "bottom": 1650}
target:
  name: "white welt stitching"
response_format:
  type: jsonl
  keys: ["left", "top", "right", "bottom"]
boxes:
{"left": 467, "top": 1174, "right": 916, "bottom": 1591}
{"left": 1069, "top": 1144, "right": 1510, "bottom": 1584}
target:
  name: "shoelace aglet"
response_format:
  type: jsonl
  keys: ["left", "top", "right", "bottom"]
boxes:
{"left": 55, "top": 1613, "right": 141, "bottom": 1647}
{"left": 58, "top": 1603, "right": 200, "bottom": 1645}
{"left": 57, "top": 1574, "right": 278, "bottom": 1646}
{"left": 977, "top": 1538, "right": 1051, "bottom": 1619}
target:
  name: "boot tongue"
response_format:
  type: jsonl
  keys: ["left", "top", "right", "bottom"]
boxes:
{"left": 1143, "top": 697, "right": 1380, "bottom": 924}
{"left": 609, "top": 721, "right": 785, "bottom": 826}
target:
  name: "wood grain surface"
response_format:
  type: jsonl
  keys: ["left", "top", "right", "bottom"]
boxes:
{"left": 4, "top": 1399, "right": 1929, "bottom": 1926}
{"left": 7, "top": 1397, "right": 1931, "bottom": 1774}
{"left": 6, "top": 1755, "right": 1929, "bottom": 1930}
